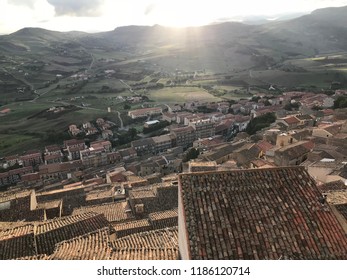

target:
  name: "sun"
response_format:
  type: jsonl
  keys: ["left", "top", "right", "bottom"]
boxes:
{"left": 150, "top": 2, "right": 215, "bottom": 28}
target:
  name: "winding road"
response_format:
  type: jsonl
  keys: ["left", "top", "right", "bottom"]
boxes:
{"left": 116, "top": 110, "right": 124, "bottom": 129}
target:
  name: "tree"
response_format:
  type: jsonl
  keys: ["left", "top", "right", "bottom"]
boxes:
{"left": 143, "top": 120, "right": 170, "bottom": 134}
{"left": 246, "top": 112, "right": 276, "bottom": 135}
{"left": 183, "top": 148, "right": 200, "bottom": 162}
{"left": 128, "top": 128, "right": 138, "bottom": 139}
{"left": 123, "top": 103, "right": 131, "bottom": 110}
{"left": 334, "top": 95, "right": 347, "bottom": 109}
{"left": 264, "top": 100, "right": 271, "bottom": 106}
{"left": 117, "top": 128, "right": 138, "bottom": 145}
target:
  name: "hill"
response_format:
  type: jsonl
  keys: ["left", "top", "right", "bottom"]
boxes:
{"left": 0, "top": 5, "right": 346, "bottom": 99}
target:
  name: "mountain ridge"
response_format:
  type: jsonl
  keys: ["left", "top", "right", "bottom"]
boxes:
{"left": 0, "top": 5, "right": 347, "bottom": 89}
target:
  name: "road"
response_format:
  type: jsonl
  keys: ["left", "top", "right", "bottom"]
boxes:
{"left": 119, "top": 79, "right": 137, "bottom": 94}
{"left": 87, "top": 53, "right": 95, "bottom": 72}
{"left": 31, "top": 83, "right": 58, "bottom": 102}
{"left": 116, "top": 111, "right": 124, "bottom": 129}
{"left": 57, "top": 101, "right": 106, "bottom": 111}
{"left": 3, "top": 68, "right": 34, "bottom": 92}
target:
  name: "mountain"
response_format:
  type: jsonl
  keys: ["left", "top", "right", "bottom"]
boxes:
{"left": 0, "top": 5, "right": 346, "bottom": 91}
{"left": 257, "top": 6, "right": 347, "bottom": 55}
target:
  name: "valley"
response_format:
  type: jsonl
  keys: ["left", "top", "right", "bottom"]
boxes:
{"left": 1, "top": 6, "right": 347, "bottom": 155}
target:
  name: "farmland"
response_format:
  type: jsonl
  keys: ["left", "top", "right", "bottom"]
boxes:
{"left": 147, "top": 86, "right": 222, "bottom": 103}
{"left": 1, "top": 14, "right": 347, "bottom": 155}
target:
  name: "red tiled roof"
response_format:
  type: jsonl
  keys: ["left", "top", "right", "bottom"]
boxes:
{"left": 256, "top": 141, "right": 274, "bottom": 153}
{"left": 179, "top": 167, "right": 347, "bottom": 259}
{"left": 111, "top": 227, "right": 178, "bottom": 249}
{"left": 50, "top": 228, "right": 111, "bottom": 260}
{"left": 319, "top": 180, "right": 346, "bottom": 193}
{"left": 35, "top": 212, "right": 110, "bottom": 255}
{"left": 45, "top": 145, "right": 61, "bottom": 152}
{"left": 72, "top": 202, "right": 134, "bottom": 223}
{"left": 0, "top": 224, "right": 35, "bottom": 260}
{"left": 335, "top": 204, "right": 347, "bottom": 220}
{"left": 110, "top": 248, "right": 178, "bottom": 260}
{"left": 284, "top": 116, "right": 300, "bottom": 125}
{"left": 129, "top": 107, "right": 162, "bottom": 116}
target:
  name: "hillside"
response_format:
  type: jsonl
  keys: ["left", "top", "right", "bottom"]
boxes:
{"left": 0, "top": 5, "right": 347, "bottom": 101}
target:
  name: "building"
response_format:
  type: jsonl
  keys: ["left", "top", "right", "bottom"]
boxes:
{"left": 64, "top": 139, "right": 86, "bottom": 160}
{"left": 20, "top": 151, "right": 43, "bottom": 167}
{"left": 2, "top": 155, "right": 19, "bottom": 168}
{"left": 305, "top": 159, "right": 347, "bottom": 184}
{"left": 274, "top": 141, "right": 314, "bottom": 166}
{"left": 188, "top": 161, "right": 217, "bottom": 172}
{"left": 234, "top": 115, "right": 251, "bottom": 132}
{"left": 276, "top": 116, "right": 301, "bottom": 130}
{"left": 193, "top": 135, "right": 224, "bottom": 151}
{"left": 179, "top": 167, "right": 347, "bottom": 259}
{"left": 175, "top": 112, "right": 192, "bottom": 124}
{"left": 171, "top": 126, "right": 195, "bottom": 149}
{"left": 44, "top": 153, "right": 63, "bottom": 165}
{"left": 313, "top": 123, "right": 343, "bottom": 139}
{"left": 39, "top": 160, "right": 82, "bottom": 183}
{"left": 45, "top": 145, "right": 62, "bottom": 155}
{"left": 144, "top": 120, "right": 160, "bottom": 128}
{"left": 118, "top": 147, "right": 137, "bottom": 161}
{"left": 162, "top": 112, "right": 176, "bottom": 123}
{"left": 152, "top": 134, "right": 174, "bottom": 154}
{"left": 80, "top": 147, "right": 108, "bottom": 168}
{"left": 0, "top": 166, "right": 34, "bottom": 187}
{"left": 190, "top": 119, "right": 215, "bottom": 140}
{"left": 90, "top": 140, "right": 112, "bottom": 152}
{"left": 69, "top": 124, "right": 81, "bottom": 136}
{"left": 201, "top": 141, "right": 245, "bottom": 164}
{"left": 128, "top": 107, "right": 162, "bottom": 119}
{"left": 131, "top": 138, "right": 155, "bottom": 156}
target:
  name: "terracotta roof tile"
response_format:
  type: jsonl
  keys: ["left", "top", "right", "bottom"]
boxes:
{"left": 110, "top": 248, "right": 178, "bottom": 260}
{"left": 0, "top": 224, "right": 35, "bottom": 260}
{"left": 112, "top": 227, "right": 178, "bottom": 249}
{"left": 335, "top": 204, "right": 347, "bottom": 220}
{"left": 72, "top": 202, "right": 134, "bottom": 223}
{"left": 15, "top": 254, "right": 51, "bottom": 260}
{"left": 114, "top": 219, "right": 151, "bottom": 238}
{"left": 50, "top": 228, "right": 112, "bottom": 260}
{"left": 0, "top": 190, "right": 32, "bottom": 203}
{"left": 319, "top": 180, "right": 347, "bottom": 192}
{"left": 35, "top": 212, "right": 110, "bottom": 255}
{"left": 179, "top": 167, "right": 347, "bottom": 259}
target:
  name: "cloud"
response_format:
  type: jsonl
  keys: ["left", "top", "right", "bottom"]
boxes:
{"left": 47, "top": 0, "right": 105, "bottom": 17}
{"left": 144, "top": 3, "right": 157, "bottom": 15}
{"left": 8, "top": 0, "right": 37, "bottom": 8}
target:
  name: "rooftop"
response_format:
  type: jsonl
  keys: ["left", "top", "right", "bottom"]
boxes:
{"left": 112, "top": 227, "right": 178, "bottom": 249}
{"left": 72, "top": 201, "right": 134, "bottom": 223}
{"left": 179, "top": 167, "right": 347, "bottom": 259}
{"left": 110, "top": 247, "right": 178, "bottom": 260}
{"left": 319, "top": 180, "right": 347, "bottom": 193}
{"left": 50, "top": 228, "right": 111, "bottom": 260}
{"left": 114, "top": 219, "right": 151, "bottom": 234}
{"left": 148, "top": 208, "right": 178, "bottom": 222}
{"left": 35, "top": 212, "right": 110, "bottom": 255}
{"left": 0, "top": 190, "right": 32, "bottom": 204}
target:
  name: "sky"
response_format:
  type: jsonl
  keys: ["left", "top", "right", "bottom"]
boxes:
{"left": 0, "top": 0, "right": 347, "bottom": 34}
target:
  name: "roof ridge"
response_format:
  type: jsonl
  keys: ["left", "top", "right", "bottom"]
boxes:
{"left": 179, "top": 166, "right": 306, "bottom": 177}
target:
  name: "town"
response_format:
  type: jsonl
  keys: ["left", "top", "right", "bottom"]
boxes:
{"left": 1, "top": 85, "right": 346, "bottom": 259}
{"left": 1, "top": 3, "right": 347, "bottom": 261}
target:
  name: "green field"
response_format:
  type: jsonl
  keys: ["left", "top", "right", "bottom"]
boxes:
{"left": 0, "top": 100, "right": 120, "bottom": 155}
{"left": 147, "top": 86, "right": 222, "bottom": 103}
{"left": 0, "top": 134, "right": 43, "bottom": 156}
{"left": 249, "top": 69, "right": 342, "bottom": 88}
